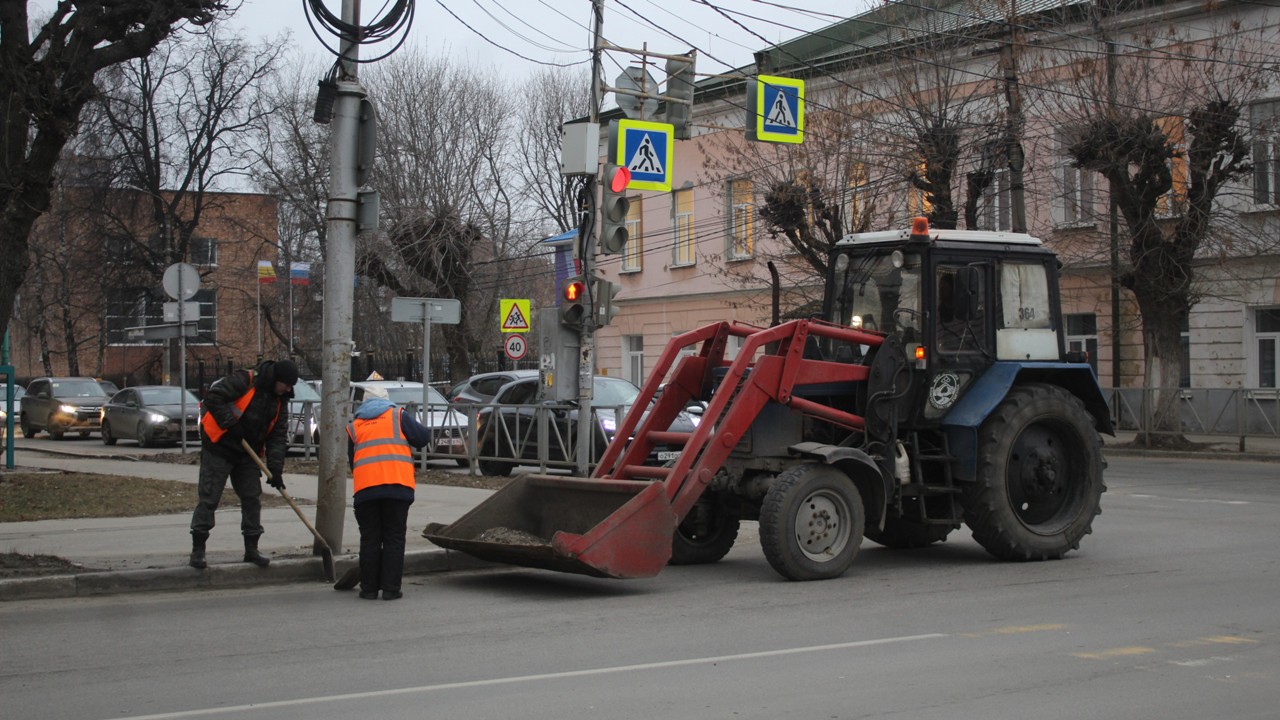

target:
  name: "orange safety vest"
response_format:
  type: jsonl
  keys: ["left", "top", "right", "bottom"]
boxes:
{"left": 201, "top": 377, "right": 281, "bottom": 443}
{"left": 347, "top": 407, "right": 416, "bottom": 494}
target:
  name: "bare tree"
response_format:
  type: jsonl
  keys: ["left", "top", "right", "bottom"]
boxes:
{"left": 513, "top": 66, "right": 593, "bottom": 234}
{"left": 0, "top": 0, "right": 228, "bottom": 343}
{"left": 1059, "top": 13, "right": 1276, "bottom": 444}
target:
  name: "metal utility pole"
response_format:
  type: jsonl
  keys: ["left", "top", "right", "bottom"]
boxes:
{"left": 572, "top": 0, "right": 607, "bottom": 476}
{"left": 1001, "top": 6, "right": 1027, "bottom": 233}
{"left": 316, "top": 0, "right": 364, "bottom": 553}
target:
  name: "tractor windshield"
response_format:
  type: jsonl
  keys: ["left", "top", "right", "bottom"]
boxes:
{"left": 831, "top": 248, "right": 922, "bottom": 342}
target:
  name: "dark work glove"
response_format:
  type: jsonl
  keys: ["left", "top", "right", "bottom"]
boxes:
{"left": 267, "top": 470, "right": 285, "bottom": 490}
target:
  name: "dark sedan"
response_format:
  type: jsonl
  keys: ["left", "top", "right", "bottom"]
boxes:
{"left": 101, "top": 386, "right": 201, "bottom": 447}
{"left": 473, "top": 372, "right": 698, "bottom": 477}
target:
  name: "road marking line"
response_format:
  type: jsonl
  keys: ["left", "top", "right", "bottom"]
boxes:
{"left": 106, "top": 633, "right": 949, "bottom": 720}
{"left": 1072, "top": 646, "right": 1156, "bottom": 660}
{"left": 959, "top": 623, "right": 1067, "bottom": 638}
{"left": 1127, "top": 494, "right": 1248, "bottom": 506}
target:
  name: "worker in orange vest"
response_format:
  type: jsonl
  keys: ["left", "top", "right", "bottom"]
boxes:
{"left": 189, "top": 359, "right": 298, "bottom": 569}
{"left": 345, "top": 384, "right": 432, "bottom": 600}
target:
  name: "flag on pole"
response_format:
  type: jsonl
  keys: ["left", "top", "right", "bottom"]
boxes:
{"left": 257, "top": 260, "right": 276, "bottom": 284}
{"left": 290, "top": 262, "right": 311, "bottom": 286}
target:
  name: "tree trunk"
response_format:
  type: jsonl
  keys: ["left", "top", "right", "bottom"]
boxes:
{"left": 1133, "top": 294, "right": 1188, "bottom": 447}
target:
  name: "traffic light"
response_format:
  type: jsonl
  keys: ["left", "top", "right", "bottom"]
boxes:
{"left": 599, "top": 164, "right": 631, "bottom": 255}
{"left": 595, "top": 278, "right": 620, "bottom": 326}
{"left": 559, "top": 275, "right": 588, "bottom": 328}
{"left": 664, "top": 51, "right": 696, "bottom": 140}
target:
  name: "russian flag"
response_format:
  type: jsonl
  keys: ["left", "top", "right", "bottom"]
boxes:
{"left": 290, "top": 262, "right": 311, "bottom": 286}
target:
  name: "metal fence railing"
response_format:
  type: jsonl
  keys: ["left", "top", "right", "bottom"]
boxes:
{"left": 1104, "top": 387, "right": 1280, "bottom": 451}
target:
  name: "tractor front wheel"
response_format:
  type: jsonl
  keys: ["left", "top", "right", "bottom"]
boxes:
{"left": 962, "top": 383, "right": 1105, "bottom": 561}
{"left": 760, "top": 463, "right": 864, "bottom": 581}
{"left": 670, "top": 491, "right": 740, "bottom": 565}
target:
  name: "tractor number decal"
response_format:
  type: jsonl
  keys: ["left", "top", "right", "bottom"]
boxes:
{"left": 929, "top": 372, "right": 960, "bottom": 410}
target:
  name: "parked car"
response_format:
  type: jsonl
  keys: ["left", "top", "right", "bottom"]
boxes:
{"left": 351, "top": 380, "right": 469, "bottom": 464}
{"left": 96, "top": 379, "right": 120, "bottom": 396}
{"left": 472, "top": 370, "right": 698, "bottom": 477}
{"left": 447, "top": 370, "right": 528, "bottom": 405}
{"left": 288, "top": 379, "right": 322, "bottom": 447}
{"left": 1, "top": 384, "right": 26, "bottom": 443}
{"left": 101, "top": 386, "right": 201, "bottom": 447}
{"left": 19, "top": 377, "right": 111, "bottom": 439}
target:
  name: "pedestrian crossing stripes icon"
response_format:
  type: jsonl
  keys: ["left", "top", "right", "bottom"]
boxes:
{"left": 766, "top": 91, "right": 797, "bottom": 129}
{"left": 627, "top": 134, "right": 664, "bottom": 175}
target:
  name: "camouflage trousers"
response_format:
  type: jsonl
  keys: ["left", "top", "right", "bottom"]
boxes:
{"left": 189, "top": 445, "right": 264, "bottom": 538}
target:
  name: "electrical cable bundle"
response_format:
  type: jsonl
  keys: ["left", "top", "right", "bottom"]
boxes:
{"left": 304, "top": 0, "right": 416, "bottom": 64}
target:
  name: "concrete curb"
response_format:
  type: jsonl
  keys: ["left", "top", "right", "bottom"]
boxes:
{"left": 0, "top": 548, "right": 498, "bottom": 602}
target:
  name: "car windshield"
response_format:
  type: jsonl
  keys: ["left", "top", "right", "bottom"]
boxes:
{"left": 138, "top": 387, "right": 199, "bottom": 405}
{"left": 593, "top": 378, "right": 640, "bottom": 407}
{"left": 52, "top": 380, "right": 108, "bottom": 398}
{"left": 292, "top": 381, "right": 321, "bottom": 403}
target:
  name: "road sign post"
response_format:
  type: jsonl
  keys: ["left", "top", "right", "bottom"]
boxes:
{"left": 162, "top": 263, "right": 200, "bottom": 454}
{"left": 391, "top": 297, "right": 461, "bottom": 469}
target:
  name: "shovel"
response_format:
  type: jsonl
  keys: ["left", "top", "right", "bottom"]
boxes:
{"left": 241, "top": 439, "right": 336, "bottom": 582}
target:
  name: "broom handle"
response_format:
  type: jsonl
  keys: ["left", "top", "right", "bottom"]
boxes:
{"left": 241, "top": 439, "right": 332, "bottom": 553}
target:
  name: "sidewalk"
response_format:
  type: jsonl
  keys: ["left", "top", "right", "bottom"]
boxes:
{"left": 3, "top": 431, "right": 1277, "bottom": 602}
{"left": 0, "top": 445, "right": 499, "bottom": 601}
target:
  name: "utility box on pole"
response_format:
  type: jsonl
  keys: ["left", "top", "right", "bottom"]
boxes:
{"left": 539, "top": 308, "right": 580, "bottom": 402}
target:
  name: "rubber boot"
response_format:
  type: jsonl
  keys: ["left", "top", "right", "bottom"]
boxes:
{"left": 243, "top": 535, "right": 270, "bottom": 567}
{"left": 189, "top": 532, "right": 208, "bottom": 570}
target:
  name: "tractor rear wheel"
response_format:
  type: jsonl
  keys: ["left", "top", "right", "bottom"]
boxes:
{"left": 670, "top": 491, "right": 740, "bottom": 565}
{"left": 760, "top": 463, "right": 864, "bottom": 581}
{"left": 962, "top": 383, "right": 1105, "bottom": 561}
{"left": 864, "top": 516, "right": 954, "bottom": 549}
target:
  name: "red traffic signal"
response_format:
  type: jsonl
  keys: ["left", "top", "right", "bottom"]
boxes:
{"left": 608, "top": 165, "right": 632, "bottom": 193}
{"left": 564, "top": 278, "right": 586, "bottom": 302}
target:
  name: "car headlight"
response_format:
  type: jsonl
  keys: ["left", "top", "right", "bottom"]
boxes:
{"left": 147, "top": 413, "right": 169, "bottom": 424}
{"left": 599, "top": 413, "right": 616, "bottom": 434}
{"left": 60, "top": 404, "right": 78, "bottom": 414}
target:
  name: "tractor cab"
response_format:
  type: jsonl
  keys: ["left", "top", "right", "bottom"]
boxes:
{"left": 829, "top": 218, "right": 1069, "bottom": 426}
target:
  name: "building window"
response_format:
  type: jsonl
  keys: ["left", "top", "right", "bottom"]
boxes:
{"left": 192, "top": 288, "right": 217, "bottom": 344}
{"left": 1251, "top": 100, "right": 1280, "bottom": 205}
{"left": 672, "top": 188, "right": 694, "bottom": 267}
{"left": 1057, "top": 132, "right": 1095, "bottom": 226}
{"left": 979, "top": 169, "right": 1011, "bottom": 232}
{"left": 1255, "top": 308, "right": 1280, "bottom": 388}
{"left": 622, "top": 196, "right": 643, "bottom": 272}
{"left": 1065, "top": 312, "right": 1099, "bottom": 376}
{"left": 623, "top": 335, "right": 644, "bottom": 385}
{"left": 1180, "top": 314, "right": 1191, "bottom": 388}
{"left": 106, "top": 288, "right": 163, "bottom": 346}
{"left": 844, "top": 162, "right": 870, "bottom": 234}
{"left": 1155, "top": 115, "right": 1187, "bottom": 218}
{"left": 907, "top": 159, "right": 933, "bottom": 218}
{"left": 191, "top": 237, "right": 217, "bottom": 267}
{"left": 727, "top": 178, "right": 753, "bottom": 259}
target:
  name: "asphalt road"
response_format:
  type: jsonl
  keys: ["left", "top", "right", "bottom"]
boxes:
{"left": 1, "top": 455, "right": 1277, "bottom": 720}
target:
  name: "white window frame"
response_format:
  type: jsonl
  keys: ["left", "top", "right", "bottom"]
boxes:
{"left": 1056, "top": 131, "right": 1095, "bottom": 227}
{"left": 1251, "top": 307, "right": 1280, "bottom": 388}
{"left": 621, "top": 195, "right": 642, "bottom": 273}
{"left": 191, "top": 237, "right": 218, "bottom": 267}
{"left": 979, "top": 169, "right": 1012, "bottom": 232}
{"left": 1252, "top": 100, "right": 1280, "bottom": 206}
{"left": 1064, "top": 312, "right": 1099, "bottom": 376}
{"left": 672, "top": 188, "right": 694, "bottom": 267}
{"left": 727, "top": 178, "right": 753, "bottom": 261}
{"left": 623, "top": 335, "right": 644, "bottom": 385}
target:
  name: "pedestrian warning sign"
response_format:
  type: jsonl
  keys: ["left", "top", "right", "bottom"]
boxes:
{"left": 499, "top": 299, "right": 531, "bottom": 333}
{"left": 611, "top": 119, "right": 674, "bottom": 192}
{"left": 747, "top": 75, "right": 804, "bottom": 145}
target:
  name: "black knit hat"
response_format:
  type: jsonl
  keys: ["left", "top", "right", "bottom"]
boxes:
{"left": 274, "top": 359, "right": 299, "bottom": 386}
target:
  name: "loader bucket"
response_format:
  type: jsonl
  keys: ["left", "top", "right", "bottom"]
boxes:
{"left": 422, "top": 474, "right": 675, "bottom": 579}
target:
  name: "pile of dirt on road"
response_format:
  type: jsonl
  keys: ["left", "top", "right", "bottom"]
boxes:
{"left": 0, "top": 553, "right": 86, "bottom": 579}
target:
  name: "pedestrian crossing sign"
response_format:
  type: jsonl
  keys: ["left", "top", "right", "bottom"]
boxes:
{"left": 499, "top": 299, "right": 531, "bottom": 333}
{"left": 611, "top": 119, "right": 674, "bottom": 192}
{"left": 748, "top": 75, "right": 804, "bottom": 144}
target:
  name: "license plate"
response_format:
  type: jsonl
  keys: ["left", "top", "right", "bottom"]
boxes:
{"left": 656, "top": 451, "right": 681, "bottom": 461}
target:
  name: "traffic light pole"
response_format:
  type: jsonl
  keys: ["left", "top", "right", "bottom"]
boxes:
{"left": 573, "top": 0, "right": 607, "bottom": 476}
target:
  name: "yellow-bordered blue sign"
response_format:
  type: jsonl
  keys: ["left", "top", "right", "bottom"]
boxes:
{"left": 611, "top": 119, "right": 674, "bottom": 192}
{"left": 748, "top": 75, "right": 804, "bottom": 144}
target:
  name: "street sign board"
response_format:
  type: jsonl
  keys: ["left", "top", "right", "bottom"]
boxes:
{"left": 615, "top": 67, "right": 659, "bottom": 120}
{"left": 162, "top": 263, "right": 200, "bottom": 300}
{"left": 126, "top": 323, "right": 198, "bottom": 341}
{"left": 499, "top": 299, "right": 531, "bottom": 333}
{"left": 610, "top": 119, "right": 674, "bottom": 192}
{"left": 504, "top": 333, "right": 528, "bottom": 361}
{"left": 390, "top": 297, "right": 461, "bottom": 325}
{"left": 747, "top": 75, "right": 804, "bottom": 144}
{"left": 163, "top": 301, "right": 201, "bottom": 323}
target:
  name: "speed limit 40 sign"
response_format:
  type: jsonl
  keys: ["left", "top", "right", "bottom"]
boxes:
{"left": 504, "top": 333, "right": 528, "bottom": 361}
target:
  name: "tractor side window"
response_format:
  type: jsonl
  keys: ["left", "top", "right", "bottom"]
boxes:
{"left": 1000, "top": 262, "right": 1052, "bottom": 329}
{"left": 936, "top": 265, "right": 988, "bottom": 353}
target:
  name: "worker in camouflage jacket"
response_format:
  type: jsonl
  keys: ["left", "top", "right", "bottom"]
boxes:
{"left": 188, "top": 359, "right": 299, "bottom": 569}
